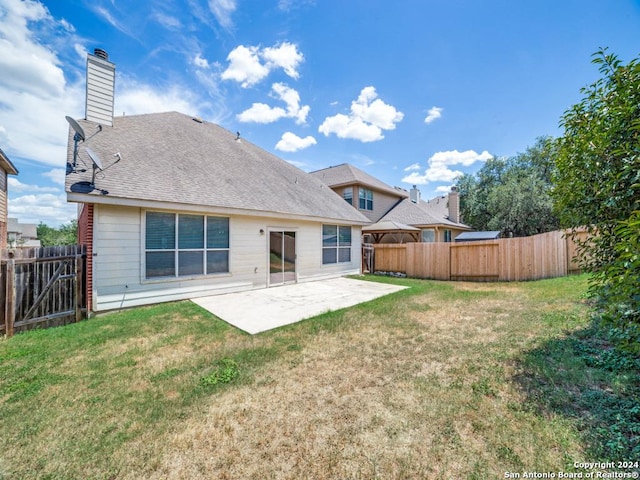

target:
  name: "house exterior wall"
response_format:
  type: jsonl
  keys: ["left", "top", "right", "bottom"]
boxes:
{"left": 91, "top": 204, "right": 362, "bottom": 311}
{"left": 0, "top": 170, "right": 7, "bottom": 249}
{"left": 336, "top": 184, "right": 401, "bottom": 223}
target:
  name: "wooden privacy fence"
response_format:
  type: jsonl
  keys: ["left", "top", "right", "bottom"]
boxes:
{"left": 373, "top": 229, "right": 587, "bottom": 282}
{"left": 1, "top": 245, "right": 87, "bottom": 337}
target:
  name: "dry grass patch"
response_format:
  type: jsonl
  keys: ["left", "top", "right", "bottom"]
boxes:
{"left": 1, "top": 275, "right": 605, "bottom": 479}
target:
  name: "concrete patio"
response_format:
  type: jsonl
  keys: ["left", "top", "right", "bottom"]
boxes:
{"left": 191, "top": 277, "right": 408, "bottom": 334}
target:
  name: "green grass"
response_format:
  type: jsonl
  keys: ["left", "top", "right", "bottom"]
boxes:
{"left": 0, "top": 274, "right": 637, "bottom": 479}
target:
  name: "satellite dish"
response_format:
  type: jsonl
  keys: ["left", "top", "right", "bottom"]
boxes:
{"left": 65, "top": 116, "right": 86, "bottom": 142}
{"left": 85, "top": 147, "right": 103, "bottom": 170}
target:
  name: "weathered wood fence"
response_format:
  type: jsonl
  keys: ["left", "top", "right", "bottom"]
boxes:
{"left": 1, "top": 245, "right": 87, "bottom": 337}
{"left": 373, "top": 229, "right": 588, "bottom": 282}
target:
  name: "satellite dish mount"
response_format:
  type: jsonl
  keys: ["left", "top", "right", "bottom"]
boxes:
{"left": 65, "top": 115, "right": 102, "bottom": 174}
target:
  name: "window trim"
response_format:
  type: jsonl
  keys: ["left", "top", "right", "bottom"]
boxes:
{"left": 358, "top": 187, "right": 373, "bottom": 211}
{"left": 322, "top": 224, "right": 352, "bottom": 265}
{"left": 343, "top": 187, "right": 353, "bottom": 205}
{"left": 143, "top": 211, "right": 230, "bottom": 281}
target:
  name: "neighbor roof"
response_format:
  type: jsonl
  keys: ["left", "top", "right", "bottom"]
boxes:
{"left": 379, "top": 198, "right": 471, "bottom": 229}
{"left": 455, "top": 231, "right": 501, "bottom": 241}
{"left": 309, "top": 163, "right": 408, "bottom": 198}
{"left": 64, "top": 112, "right": 369, "bottom": 224}
{"left": 0, "top": 148, "right": 18, "bottom": 175}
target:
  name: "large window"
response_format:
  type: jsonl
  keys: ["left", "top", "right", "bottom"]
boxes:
{"left": 145, "top": 212, "right": 229, "bottom": 279}
{"left": 359, "top": 188, "right": 373, "bottom": 211}
{"left": 322, "top": 225, "right": 352, "bottom": 264}
{"left": 421, "top": 228, "right": 435, "bottom": 243}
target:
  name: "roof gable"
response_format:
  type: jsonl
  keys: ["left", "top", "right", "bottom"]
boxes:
{"left": 380, "top": 198, "right": 471, "bottom": 229}
{"left": 0, "top": 148, "right": 18, "bottom": 175}
{"left": 64, "top": 112, "right": 368, "bottom": 224}
{"left": 310, "top": 163, "right": 407, "bottom": 198}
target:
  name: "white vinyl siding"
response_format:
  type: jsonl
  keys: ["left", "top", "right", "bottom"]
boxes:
{"left": 90, "top": 204, "right": 361, "bottom": 311}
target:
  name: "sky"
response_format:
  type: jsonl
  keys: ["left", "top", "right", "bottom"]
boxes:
{"left": 1, "top": 0, "right": 639, "bottom": 227}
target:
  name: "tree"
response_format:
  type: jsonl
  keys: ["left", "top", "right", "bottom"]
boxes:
{"left": 552, "top": 49, "right": 640, "bottom": 352}
{"left": 457, "top": 137, "right": 559, "bottom": 236}
{"left": 37, "top": 220, "right": 78, "bottom": 247}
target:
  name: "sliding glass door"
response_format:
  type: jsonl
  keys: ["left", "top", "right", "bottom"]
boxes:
{"left": 269, "top": 231, "right": 296, "bottom": 286}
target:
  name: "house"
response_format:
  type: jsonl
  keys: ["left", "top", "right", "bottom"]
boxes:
{"left": 310, "top": 164, "right": 472, "bottom": 243}
{"left": 7, "top": 218, "right": 41, "bottom": 248}
{"left": 65, "top": 50, "right": 369, "bottom": 313}
{"left": 0, "top": 148, "right": 19, "bottom": 249}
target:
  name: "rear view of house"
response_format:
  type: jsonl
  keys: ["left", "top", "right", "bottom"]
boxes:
{"left": 65, "top": 50, "right": 369, "bottom": 313}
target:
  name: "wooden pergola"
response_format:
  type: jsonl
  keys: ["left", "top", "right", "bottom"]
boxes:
{"left": 362, "top": 220, "right": 421, "bottom": 244}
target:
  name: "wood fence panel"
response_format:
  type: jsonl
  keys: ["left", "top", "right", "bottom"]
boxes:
{"left": 451, "top": 241, "right": 500, "bottom": 281}
{"left": 565, "top": 228, "right": 589, "bottom": 274}
{"left": 406, "top": 242, "right": 450, "bottom": 279}
{"left": 373, "top": 244, "right": 407, "bottom": 272}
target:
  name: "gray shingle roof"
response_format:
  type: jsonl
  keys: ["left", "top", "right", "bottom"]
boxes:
{"left": 65, "top": 112, "right": 369, "bottom": 224}
{"left": 379, "top": 198, "right": 471, "bottom": 229}
{"left": 309, "top": 164, "right": 407, "bottom": 198}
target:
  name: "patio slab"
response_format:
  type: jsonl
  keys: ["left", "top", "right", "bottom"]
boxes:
{"left": 191, "top": 277, "right": 408, "bottom": 334}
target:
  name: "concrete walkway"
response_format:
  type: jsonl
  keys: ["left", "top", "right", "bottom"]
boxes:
{"left": 191, "top": 277, "right": 408, "bottom": 334}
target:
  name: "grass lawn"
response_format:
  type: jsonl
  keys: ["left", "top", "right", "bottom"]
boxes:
{"left": 1, "top": 274, "right": 638, "bottom": 479}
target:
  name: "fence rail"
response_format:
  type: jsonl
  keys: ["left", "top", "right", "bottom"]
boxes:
{"left": 1, "top": 245, "right": 87, "bottom": 336}
{"left": 373, "top": 229, "right": 588, "bottom": 282}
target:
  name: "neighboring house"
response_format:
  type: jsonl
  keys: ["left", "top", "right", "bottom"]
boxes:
{"left": 0, "top": 148, "right": 18, "bottom": 249}
{"left": 7, "top": 217, "right": 41, "bottom": 248}
{"left": 65, "top": 50, "right": 369, "bottom": 313}
{"left": 454, "top": 231, "right": 501, "bottom": 242}
{"left": 310, "top": 164, "right": 472, "bottom": 243}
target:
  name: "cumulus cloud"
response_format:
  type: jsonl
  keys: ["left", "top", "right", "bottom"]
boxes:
{"left": 193, "top": 53, "right": 210, "bottom": 68}
{"left": 8, "top": 177, "right": 58, "bottom": 193}
{"left": 115, "top": 79, "right": 204, "bottom": 117}
{"left": 424, "top": 106, "right": 443, "bottom": 124}
{"left": 402, "top": 149, "right": 492, "bottom": 185}
{"left": 318, "top": 86, "right": 403, "bottom": 142}
{"left": 404, "top": 163, "right": 421, "bottom": 172}
{"left": 275, "top": 132, "right": 316, "bottom": 152}
{"left": 237, "top": 83, "right": 309, "bottom": 124}
{"left": 221, "top": 42, "right": 304, "bottom": 88}
{"left": 8, "top": 192, "right": 77, "bottom": 227}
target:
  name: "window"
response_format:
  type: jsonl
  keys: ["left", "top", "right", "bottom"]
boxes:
{"left": 443, "top": 229, "right": 452, "bottom": 243}
{"left": 145, "top": 212, "right": 229, "bottom": 279}
{"left": 322, "top": 225, "right": 352, "bottom": 264}
{"left": 343, "top": 187, "right": 353, "bottom": 205}
{"left": 421, "top": 228, "right": 435, "bottom": 243}
{"left": 359, "top": 188, "right": 373, "bottom": 211}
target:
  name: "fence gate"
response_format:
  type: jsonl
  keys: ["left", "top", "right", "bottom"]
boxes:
{"left": 362, "top": 243, "right": 374, "bottom": 273}
{"left": 1, "top": 245, "right": 87, "bottom": 337}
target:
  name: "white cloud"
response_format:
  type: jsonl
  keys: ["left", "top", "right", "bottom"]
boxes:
{"left": 424, "top": 106, "right": 443, "bottom": 124}
{"left": 435, "top": 185, "right": 453, "bottom": 194}
{"left": 193, "top": 53, "right": 210, "bottom": 68}
{"left": 237, "top": 83, "right": 309, "bottom": 124}
{"left": 8, "top": 192, "right": 77, "bottom": 227}
{"left": 208, "top": 0, "right": 236, "bottom": 28}
{"left": 275, "top": 132, "right": 316, "bottom": 152}
{"left": 401, "top": 149, "right": 492, "bottom": 185}
{"left": 42, "top": 168, "right": 66, "bottom": 186}
{"left": 152, "top": 11, "right": 182, "bottom": 30}
{"left": 8, "top": 177, "right": 58, "bottom": 193}
{"left": 221, "top": 42, "right": 304, "bottom": 88}
{"left": 115, "top": 80, "right": 203, "bottom": 117}
{"left": 404, "top": 163, "right": 421, "bottom": 172}
{"left": 318, "top": 86, "right": 403, "bottom": 142}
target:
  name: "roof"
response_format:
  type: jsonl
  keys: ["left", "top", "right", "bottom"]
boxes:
{"left": 64, "top": 112, "right": 369, "bottom": 224}
{"left": 455, "top": 231, "right": 501, "bottom": 242}
{"left": 362, "top": 220, "right": 420, "bottom": 232}
{"left": 309, "top": 163, "right": 407, "bottom": 198}
{"left": 379, "top": 198, "right": 471, "bottom": 229}
{"left": 0, "top": 148, "right": 18, "bottom": 175}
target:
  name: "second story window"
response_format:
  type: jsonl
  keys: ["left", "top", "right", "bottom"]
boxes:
{"left": 343, "top": 187, "right": 353, "bottom": 205}
{"left": 359, "top": 188, "right": 373, "bottom": 211}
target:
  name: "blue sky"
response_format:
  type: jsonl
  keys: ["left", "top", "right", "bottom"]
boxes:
{"left": 1, "top": 0, "right": 639, "bottom": 227}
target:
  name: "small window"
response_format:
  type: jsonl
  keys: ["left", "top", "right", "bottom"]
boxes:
{"left": 421, "top": 229, "right": 435, "bottom": 243}
{"left": 359, "top": 188, "right": 373, "bottom": 211}
{"left": 443, "top": 230, "right": 452, "bottom": 243}
{"left": 145, "top": 212, "right": 229, "bottom": 278}
{"left": 343, "top": 187, "right": 353, "bottom": 205}
{"left": 322, "top": 225, "right": 352, "bottom": 264}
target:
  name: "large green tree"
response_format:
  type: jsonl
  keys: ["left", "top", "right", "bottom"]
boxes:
{"left": 36, "top": 220, "right": 78, "bottom": 247}
{"left": 457, "top": 136, "right": 559, "bottom": 237}
{"left": 553, "top": 49, "right": 640, "bottom": 351}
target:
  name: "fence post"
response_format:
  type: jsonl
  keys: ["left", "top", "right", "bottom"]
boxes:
{"left": 5, "top": 257, "right": 15, "bottom": 337}
{"left": 75, "top": 253, "right": 83, "bottom": 323}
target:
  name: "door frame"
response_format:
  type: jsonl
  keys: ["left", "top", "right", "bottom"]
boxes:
{"left": 267, "top": 228, "right": 298, "bottom": 287}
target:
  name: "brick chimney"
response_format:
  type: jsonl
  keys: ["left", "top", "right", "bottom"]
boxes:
{"left": 409, "top": 185, "right": 421, "bottom": 204}
{"left": 85, "top": 48, "right": 115, "bottom": 127}
{"left": 448, "top": 186, "right": 460, "bottom": 223}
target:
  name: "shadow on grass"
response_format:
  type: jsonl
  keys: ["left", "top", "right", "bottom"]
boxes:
{"left": 513, "top": 322, "right": 640, "bottom": 461}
